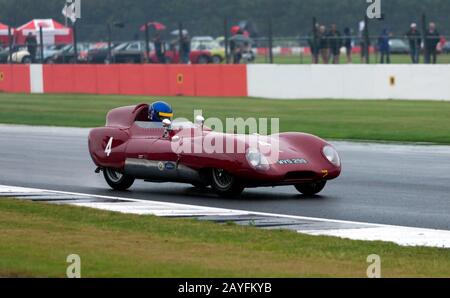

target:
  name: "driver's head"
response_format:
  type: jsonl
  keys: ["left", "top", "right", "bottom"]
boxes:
{"left": 148, "top": 101, "right": 173, "bottom": 122}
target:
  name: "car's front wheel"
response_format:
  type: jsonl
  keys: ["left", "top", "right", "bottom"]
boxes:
{"left": 294, "top": 181, "right": 327, "bottom": 196}
{"left": 103, "top": 168, "right": 135, "bottom": 191}
{"left": 211, "top": 55, "right": 222, "bottom": 64}
{"left": 210, "top": 168, "right": 244, "bottom": 197}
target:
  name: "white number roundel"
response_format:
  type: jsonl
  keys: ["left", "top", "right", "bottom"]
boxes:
{"left": 105, "top": 137, "right": 113, "bottom": 157}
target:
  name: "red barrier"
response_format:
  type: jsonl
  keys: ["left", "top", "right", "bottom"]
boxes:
{"left": 43, "top": 65, "right": 74, "bottom": 93}
{"left": 0, "top": 65, "right": 13, "bottom": 92}
{"left": 143, "top": 65, "right": 170, "bottom": 96}
{"left": 72, "top": 65, "right": 97, "bottom": 94}
{"left": 96, "top": 65, "right": 120, "bottom": 95}
{"left": 118, "top": 65, "right": 145, "bottom": 95}
{"left": 168, "top": 65, "right": 196, "bottom": 96}
{"left": 11, "top": 65, "right": 31, "bottom": 93}
{"left": 220, "top": 65, "right": 247, "bottom": 97}
{"left": 4, "top": 64, "right": 248, "bottom": 97}
{"left": 194, "top": 65, "right": 222, "bottom": 97}
{"left": 193, "top": 65, "right": 247, "bottom": 97}
{"left": 0, "top": 65, "right": 30, "bottom": 93}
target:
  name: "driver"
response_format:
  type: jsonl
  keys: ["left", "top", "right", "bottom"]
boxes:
{"left": 148, "top": 101, "right": 173, "bottom": 122}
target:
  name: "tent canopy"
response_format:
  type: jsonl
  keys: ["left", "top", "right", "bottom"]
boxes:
{"left": 15, "top": 19, "right": 73, "bottom": 45}
{"left": 0, "top": 22, "right": 14, "bottom": 45}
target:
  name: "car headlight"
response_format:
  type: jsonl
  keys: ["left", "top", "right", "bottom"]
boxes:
{"left": 246, "top": 148, "right": 269, "bottom": 171}
{"left": 322, "top": 145, "right": 341, "bottom": 167}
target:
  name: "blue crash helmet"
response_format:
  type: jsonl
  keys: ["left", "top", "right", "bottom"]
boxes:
{"left": 148, "top": 101, "right": 173, "bottom": 122}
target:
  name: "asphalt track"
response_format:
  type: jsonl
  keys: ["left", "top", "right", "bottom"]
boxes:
{"left": 0, "top": 124, "right": 449, "bottom": 230}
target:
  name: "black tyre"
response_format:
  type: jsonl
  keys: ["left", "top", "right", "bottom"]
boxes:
{"left": 211, "top": 55, "right": 222, "bottom": 64}
{"left": 103, "top": 168, "right": 135, "bottom": 191}
{"left": 197, "top": 55, "right": 210, "bottom": 64}
{"left": 22, "top": 56, "right": 32, "bottom": 64}
{"left": 210, "top": 169, "right": 244, "bottom": 197}
{"left": 295, "top": 181, "right": 327, "bottom": 196}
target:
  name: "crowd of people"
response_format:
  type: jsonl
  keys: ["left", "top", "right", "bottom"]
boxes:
{"left": 9, "top": 20, "right": 447, "bottom": 65}
{"left": 308, "top": 22, "right": 444, "bottom": 64}
{"left": 152, "top": 32, "right": 191, "bottom": 64}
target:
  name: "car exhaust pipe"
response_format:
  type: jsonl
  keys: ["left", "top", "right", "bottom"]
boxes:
{"left": 124, "top": 158, "right": 205, "bottom": 184}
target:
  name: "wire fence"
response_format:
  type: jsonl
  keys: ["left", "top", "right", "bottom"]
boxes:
{"left": 1, "top": 17, "right": 449, "bottom": 65}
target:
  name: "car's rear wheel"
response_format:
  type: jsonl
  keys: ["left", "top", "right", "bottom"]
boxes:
{"left": 22, "top": 56, "right": 32, "bottom": 64}
{"left": 197, "top": 55, "right": 210, "bottom": 64}
{"left": 103, "top": 168, "right": 135, "bottom": 191}
{"left": 210, "top": 169, "right": 244, "bottom": 197}
{"left": 294, "top": 181, "right": 327, "bottom": 196}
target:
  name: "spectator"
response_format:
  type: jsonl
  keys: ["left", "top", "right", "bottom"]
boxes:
{"left": 25, "top": 32, "right": 37, "bottom": 63}
{"left": 308, "top": 23, "right": 320, "bottom": 64}
{"left": 377, "top": 29, "right": 391, "bottom": 64}
{"left": 229, "top": 39, "right": 237, "bottom": 64}
{"left": 359, "top": 21, "right": 370, "bottom": 61}
{"left": 406, "top": 23, "right": 421, "bottom": 64}
{"left": 343, "top": 27, "right": 352, "bottom": 63}
{"left": 424, "top": 22, "right": 440, "bottom": 64}
{"left": 318, "top": 25, "right": 329, "bottom": 64}
{"left": 153, "top": 33, "right": 165, "bottom": 64}
{"left": 181, "top": 33, "right": 191, "bottom": 64}
{"left": 328, "top": 24, "right": 342, "bottom": 64}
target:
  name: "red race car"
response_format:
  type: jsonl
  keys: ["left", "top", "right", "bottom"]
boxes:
{"left": 88, "top": 104, "right": 341, "bottom": 197}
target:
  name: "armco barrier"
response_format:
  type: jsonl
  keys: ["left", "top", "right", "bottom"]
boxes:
{"left": 37, "top": 64, "right": 248, "bottom": 97}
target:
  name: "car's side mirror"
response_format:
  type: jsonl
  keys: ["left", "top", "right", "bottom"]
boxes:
{"left": 162, "top": 119, "right": 172, "bottom": 138}
{"left": 195, "top": 115, "right": 205, "bottom": 128}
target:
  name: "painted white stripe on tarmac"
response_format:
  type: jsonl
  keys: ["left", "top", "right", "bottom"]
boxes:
{"left": 1, "top": 184, "right": 450, "bottom": 249}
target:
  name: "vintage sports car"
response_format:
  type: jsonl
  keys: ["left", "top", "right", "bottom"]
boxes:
{"left": 88, "top": 104, "right": 341, "bottom": 197}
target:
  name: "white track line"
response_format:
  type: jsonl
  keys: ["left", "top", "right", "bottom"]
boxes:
{"left": 1, "top": 184, "right": 450, "bottom": 248}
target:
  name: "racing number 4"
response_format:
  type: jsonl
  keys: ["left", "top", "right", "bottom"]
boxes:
{"left": 105, "top": 137, "right": 113, "bottom": 157}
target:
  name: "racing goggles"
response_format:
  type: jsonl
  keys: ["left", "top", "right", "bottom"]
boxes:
{"left": 158, "top": 112, "right": 173, "bottom": 119}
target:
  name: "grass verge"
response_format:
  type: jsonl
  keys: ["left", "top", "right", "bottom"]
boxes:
{"left": 0, "top": 93, "right": 449, "bottom": 144}
{"left": 1, "top": 199, "right": 450, "bottom": 277}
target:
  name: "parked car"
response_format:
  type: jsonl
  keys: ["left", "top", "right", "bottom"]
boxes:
{"left": 41, "top": 44, "right": 68, "bottom": 63}
{"left": 111, "top": 41, "right": 149, "bottom": 64}
{"left": 0, "top": 47, "right": 14, "bottom": 63}
{"left": 191, "top": 37, "right": 225, "bottom": 64}
{"left": 48, "top": 43, "right": 91, "bottom": 63}
{"left": 87, "top": 42, "right": 119, "bottom": 64}
{"left": 389, "top": 39, "right": 410, "bottom": 54}
{"left": 8, "top": 46, "right": 33, "bottom": 64}
{"left": 443, "top": 41, "right": 450, "bottom": 54}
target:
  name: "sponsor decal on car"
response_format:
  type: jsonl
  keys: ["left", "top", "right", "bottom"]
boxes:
{"left": 277, "top": 158, "right": 308, "bottom": 165}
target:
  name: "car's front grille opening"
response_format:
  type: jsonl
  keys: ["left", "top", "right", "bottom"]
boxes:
{"left": 285, "top": 171, "right": 316, "bottom": 181}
